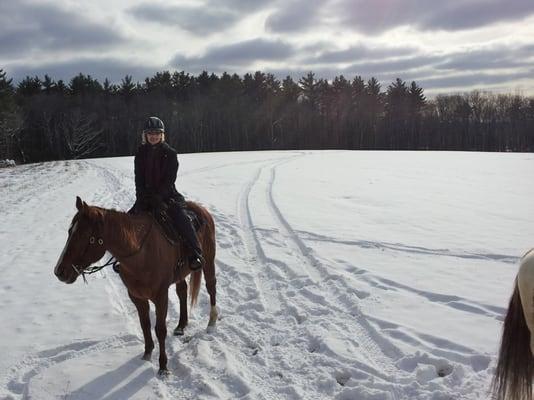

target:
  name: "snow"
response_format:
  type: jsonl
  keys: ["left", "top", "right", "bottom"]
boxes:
{"left": 1, "top": 150, "right": 533, "bottom": 399}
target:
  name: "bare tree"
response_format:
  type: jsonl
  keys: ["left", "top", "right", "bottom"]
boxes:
{"left": 61, "top": 110, "right": 104, "bottom": 159}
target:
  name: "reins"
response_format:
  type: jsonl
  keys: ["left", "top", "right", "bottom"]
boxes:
{"left": 74, "top": 215, "right": 154, "bottom": 284}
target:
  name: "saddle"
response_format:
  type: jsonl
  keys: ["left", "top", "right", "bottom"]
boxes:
{"left": 154, "top": 205, "right": 203, "bottom": 246}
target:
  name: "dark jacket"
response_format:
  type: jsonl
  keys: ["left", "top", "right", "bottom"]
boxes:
{"left": 133, "top": 142, "right": 185, "bottom": 210}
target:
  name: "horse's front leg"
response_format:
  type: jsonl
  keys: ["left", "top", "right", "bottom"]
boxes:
{"left": 155, "top": 290, "right": 169, "bottom": 375}
{"left": 128, "top": 292, "right": 154, "bottom": 360}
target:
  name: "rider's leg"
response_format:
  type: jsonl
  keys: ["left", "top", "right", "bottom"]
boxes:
{"left": 169, "top": 205, "right": 204, "bottom": 270}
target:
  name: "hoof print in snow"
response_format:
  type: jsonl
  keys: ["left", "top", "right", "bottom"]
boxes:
{"left": 437, "top": 364, "right": 453, "bottom": 378}
{"left": 182, "top": 335, "right": 193, "bottom": 344}
{"left": 335, "top": 371, "right": 351, "bottom": 386}
{"left": 270, "top": 334, "right": 284, "bottom": 347}
{"left": 308, "top": 343, "right": 319, "bottom": 353}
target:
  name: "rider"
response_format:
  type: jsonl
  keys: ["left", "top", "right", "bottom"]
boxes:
{"left": 129, "top": 116, "right": 204, "bottom": 271}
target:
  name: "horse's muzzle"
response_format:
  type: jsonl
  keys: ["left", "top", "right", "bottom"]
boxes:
{"left": 54, "top": 264, "right": 79, "bottom": 284}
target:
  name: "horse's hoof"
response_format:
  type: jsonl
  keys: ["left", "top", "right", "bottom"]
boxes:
{"left": 158, "top": 368, "right": 170, "bottom": 377}
{"left": 206, "top": 324, "right": 217, "bottom": 334}
{"left": 141, "top": 352, "right": 152, "bottom": 361}
{"left": 174, "top": 327, "right": 184, "bottom": 336}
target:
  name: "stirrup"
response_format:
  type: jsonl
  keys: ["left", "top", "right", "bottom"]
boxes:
{"left": 189, "top": 254, "right": 204, "bottom": 271}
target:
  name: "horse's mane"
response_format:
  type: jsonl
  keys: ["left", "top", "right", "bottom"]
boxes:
{"left": 95, "top": 206, "right": 146, "bottom": 251}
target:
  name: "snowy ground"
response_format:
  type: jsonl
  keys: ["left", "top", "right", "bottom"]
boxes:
{"left": 1, "top": 150, "right": 533, "bottom": 400}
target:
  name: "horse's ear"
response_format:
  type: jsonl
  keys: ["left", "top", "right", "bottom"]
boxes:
{"left": 76, "top": 196, "right": 83, "bottom": 211}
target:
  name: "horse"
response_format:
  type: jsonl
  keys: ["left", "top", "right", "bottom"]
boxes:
{"left": 491, "top": 248, "right": 534, "bottom": 400}
{"left": 54, "top": 196, "right": 218, "bottom": 375}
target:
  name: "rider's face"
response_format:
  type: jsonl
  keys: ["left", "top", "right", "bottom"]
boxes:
{"left": 146, "top": 131, "right": 163, "bottom": 145}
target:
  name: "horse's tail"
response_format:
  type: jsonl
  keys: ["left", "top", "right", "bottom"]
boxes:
{"left": 491, "top": 278, "right": 533, "bottom": 400}
{"left": 189, "top": 269, "right": 202, "bottom": 308}
{"left": 185, "top": 200, "right": 216, "bottom": 309}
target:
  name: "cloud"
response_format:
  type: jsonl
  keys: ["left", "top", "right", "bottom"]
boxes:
{"left": 206, "top": 0, "right": 276, "bottom": 12}
{"left": 0, "top": 1, "right": 125, "bottom": 58}
{"left": 306, "top": 44, "right": 418, "bottom": 64}
{"left": 265, "top": 0, "right": 324, "bottom": 33}
{"left": 342, "top": 55, "right": 442, "bottom": 76}
{"left": 334, "top": 0, "right": 534, "bottom": 34}
{"left": 435, "top": 44, "right": 534, "bottom": 71}
{"left": 171, "top": 38, "right": 295, "bottom": 70}
{"left": 128, "top": 3, "right": 239, "bottom": 35}
{"left": 417, "top": 69, "right": 534, "bottom": 90}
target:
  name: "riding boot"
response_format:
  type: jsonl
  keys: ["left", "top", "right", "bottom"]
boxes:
{"left": 169, "top": 205, "right": 204, "bottom": 271}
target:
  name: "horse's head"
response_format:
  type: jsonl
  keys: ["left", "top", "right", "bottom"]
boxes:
{"left": 54, "top": 196, "right": 107, "bottom": 284}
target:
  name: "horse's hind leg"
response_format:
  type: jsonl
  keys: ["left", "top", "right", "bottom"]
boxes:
{"left": 173, "top": 280, "right": 188, "bottom": 336}
{"left": 128, "top": 292, "right": 154, "bottom": 360}
{"left": 204, "top": 261, "right": 218, "bottom": 331}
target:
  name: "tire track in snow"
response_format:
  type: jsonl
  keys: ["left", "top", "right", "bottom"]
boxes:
{"left": 260, "top": 159, "right": 494, "bottom": 398}
{"left": 256, "top": 158, "right": 407, "bottom": 398}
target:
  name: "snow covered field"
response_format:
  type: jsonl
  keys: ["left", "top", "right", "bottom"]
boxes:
{"left": 1, "top": 150, "right": 533, "bottom": 400}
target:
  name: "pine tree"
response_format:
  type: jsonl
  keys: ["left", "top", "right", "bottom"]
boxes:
{"left": 409, "top": 81, "right": 426, "bottom": 114}
{"left": 42, "top": 75, "right": 55, "bottom": 94}
{"left": 119, "top": 75, "right": 136, "bottom": 97}
{"left": 0, "top": 70, "right": 21, "bottom": 160}
{"left": 17, "top": 76, "right": 42, "bottom": 97}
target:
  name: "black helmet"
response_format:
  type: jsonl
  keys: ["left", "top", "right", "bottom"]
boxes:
{"left": 143, "top": 116, "right": 165, "bottom": 133}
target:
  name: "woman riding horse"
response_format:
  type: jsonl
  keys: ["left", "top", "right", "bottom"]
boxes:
{"left": 129, "top": 116, "right": 203, "bottom": 270}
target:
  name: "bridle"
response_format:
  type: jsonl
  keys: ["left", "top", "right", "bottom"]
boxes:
{"left": 71, "top": 217, "right": 154, "bottom": 283}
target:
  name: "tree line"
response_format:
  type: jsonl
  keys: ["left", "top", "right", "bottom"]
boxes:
{"left": 0, "top": 69, "right": 532, "bottom": 163}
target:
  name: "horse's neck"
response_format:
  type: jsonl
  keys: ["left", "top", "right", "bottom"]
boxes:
{"left": 103, "top": 210, "right": 151, "bottom": 259}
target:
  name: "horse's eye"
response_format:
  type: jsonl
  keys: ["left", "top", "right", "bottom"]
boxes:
{"left": 89, "top": 237, "right": 95, "bottom": 244}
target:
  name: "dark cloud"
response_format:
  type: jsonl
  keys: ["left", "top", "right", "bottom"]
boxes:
{"left": 435, "top": 44, "right": 534, "bottom": 71}
{"left": 128, "top": 4, "right": 239, "bottom": 35}
{"left": 420, "top": 0, "right": 534, "bottom": 31}
{"left": 334, "top": 0, "right": 534, "bottom": 34}
{"left": 343, "top": 55, "right": 443, "bottom": 76}
{"left": 307, "top": 44, "right": 418, "bottom": 64}
{"left": 0, "top": 1, "right": 125, "bottom": 58}
{"left": 6, "top": 58, "right": 159, "bottom": 84}
{"left": 129, "top": 0, "right": 278, "bottom": 35}
{"left": 171, "top": 38, "right": 294, "bottom": 70}
{"left": 265, "top": 0, "right": 323, "bottom": 33}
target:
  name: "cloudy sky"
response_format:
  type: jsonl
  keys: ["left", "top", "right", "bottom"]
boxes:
{"left": 2, "top": 0, "right": 534, "bottom": 95}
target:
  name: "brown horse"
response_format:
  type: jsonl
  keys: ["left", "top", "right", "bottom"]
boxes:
{"left": 54, "top": 196, "right": 218, "bottom": 375}
{"left": 492, "top": 248, "right": 534, "bottom": 400}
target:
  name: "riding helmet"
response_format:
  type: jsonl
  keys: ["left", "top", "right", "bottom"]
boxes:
{"left": 143, "top": 116, "right": 165, "bottom": 133}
